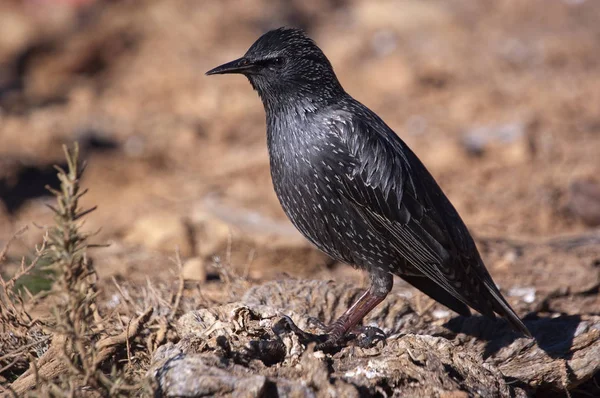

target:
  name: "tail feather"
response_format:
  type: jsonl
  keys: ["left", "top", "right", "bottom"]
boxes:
{"left": 484, "top": 281, "right": 532, "bottom": 337}
{"left": 401, "top": 271, "right": 532, "bottom": 338}
{"left": 401, "top": 274, "right": 472, "bottom": 317}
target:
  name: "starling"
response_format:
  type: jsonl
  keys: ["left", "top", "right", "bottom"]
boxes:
{"left": 207, "top": 27, "right": 532, "bottom": 342}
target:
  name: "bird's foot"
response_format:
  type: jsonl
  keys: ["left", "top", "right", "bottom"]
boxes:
{"left": 272, "top": 316, "right": 386, "bottom": 352}
{"left": 307, "top": 318, "right": 386, "bottom": 349}
{"left": 311, "top": 324, "right": 387, "bottom": 351}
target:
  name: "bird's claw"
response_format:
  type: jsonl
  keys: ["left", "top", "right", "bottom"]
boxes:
{"left": 349, "top": 325, "right": 386, "bottom": 349}
{"left": 313, "top": 325, "right": 386, "bottom": 351}
{"left": 272, "top": 316, "right": 386, "bottom": 352}
{"left": 272, "top": 315, "right": 327, "bottom": 345}
{"left": 306, "top": 316, "right": 329, "bottom": 332}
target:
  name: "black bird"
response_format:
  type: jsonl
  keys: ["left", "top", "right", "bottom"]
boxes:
{"left": 207, "top": 27, "right": 531, "bottom": 343}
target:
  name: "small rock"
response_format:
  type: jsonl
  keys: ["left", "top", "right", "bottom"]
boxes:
{"left": 494, "top": 250, "right": 519, "bottom": 270}
{"left": 148, "top": 349, "right": 267, "bottom": 397}
{"left": 404, "top": 114, "right": 429, "bottom": 136}
{"left": 124, "top": 213, "right": 193, "bottom": 256}
{"left": 124, "top": 135, "right": 146, "bottom": 158}
{"left": 181, "top": 257, "right": 206, "bottom": 282}
{"left": 371, "top": 29, "right": 397, "bottom": 57}
{"left": 568, "top": 179, "right": 600, "bottom": 226}
{"left": 461, "top": 122, "right": 531, "bottom": 163}
{"left": 432, "top": 309, "right": 451, "bottom": 319}
{"left": 190, "top": 204, "right": 234, "bottom": 257}
{"left": 508, "top": 287, "right": 536, "bottom": 304}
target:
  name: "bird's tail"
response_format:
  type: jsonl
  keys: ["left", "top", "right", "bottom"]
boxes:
{"left": 484, "top": 280, "right": 532, "bottom": 338}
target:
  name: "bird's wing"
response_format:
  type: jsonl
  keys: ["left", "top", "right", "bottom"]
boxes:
{"left": 325, "top": 113, "right": 495, "bottom": 315}
{"left": 316, "top": 111, "right": 530, "bottom": 335}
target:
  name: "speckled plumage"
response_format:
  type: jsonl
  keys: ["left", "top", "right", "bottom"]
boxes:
{"left": 207, "top": 27, "right": 531, "bottom": 339}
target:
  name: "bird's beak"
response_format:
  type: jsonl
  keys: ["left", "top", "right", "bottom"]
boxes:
{"left": 205, "top": 57, "right": 256, "bottom": 76}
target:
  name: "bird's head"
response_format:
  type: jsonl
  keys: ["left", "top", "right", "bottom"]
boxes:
{"left": 206, "top": 27, "right": 344, "bottom": 107}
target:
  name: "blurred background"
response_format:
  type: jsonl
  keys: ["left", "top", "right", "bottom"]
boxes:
{"left": 0, "top": 0, "right": 599, "bottom": 289}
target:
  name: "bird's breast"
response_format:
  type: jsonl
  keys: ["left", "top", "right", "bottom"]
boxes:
{"left": 265, "top": 122, "right": 372, "bottom": 265}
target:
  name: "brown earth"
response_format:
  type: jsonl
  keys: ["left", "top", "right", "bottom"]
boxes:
{"left": 1, "top": 0, "right": 599, "bottom": 396}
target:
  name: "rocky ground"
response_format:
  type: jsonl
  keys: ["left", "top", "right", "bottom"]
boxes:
{"left": 1, "top": 0, "right": 599, "bottom": 396}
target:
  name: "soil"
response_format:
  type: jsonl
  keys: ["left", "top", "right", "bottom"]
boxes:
{"left": 1, "top": 0, "right": 599, "bottom": 396}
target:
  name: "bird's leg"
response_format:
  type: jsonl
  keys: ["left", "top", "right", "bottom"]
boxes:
{"left": 273, "top": 271, "right": 392, "bottom": 351}
{"left": 322, "top": 270, "right": 393, "bottom": 345}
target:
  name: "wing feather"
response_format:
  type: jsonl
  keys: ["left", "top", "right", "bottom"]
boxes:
{"left": 330, "top": 114, "right": 498, "bottom": 316}
{"left": 311, "top": 108, "right": 529, "bottom": 335}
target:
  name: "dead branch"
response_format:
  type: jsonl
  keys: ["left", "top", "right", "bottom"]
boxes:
{"left": 94, "top": 306, "right": 153, "bottom": 366}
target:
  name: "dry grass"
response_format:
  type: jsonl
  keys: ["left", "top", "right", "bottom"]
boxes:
{"left": 0, "top": 143, "right": 242, "bottom": 396}
{"left": 0, "top": 144, "right": 199, "bottom": 396}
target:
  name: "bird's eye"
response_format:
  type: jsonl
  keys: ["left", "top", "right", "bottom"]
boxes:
{"left": 271, "top": 57, "right": 285, "bottom": 66}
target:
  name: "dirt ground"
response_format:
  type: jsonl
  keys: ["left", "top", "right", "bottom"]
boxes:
{"left": 1, "top": 0, "right": 600, "bottom": 397}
